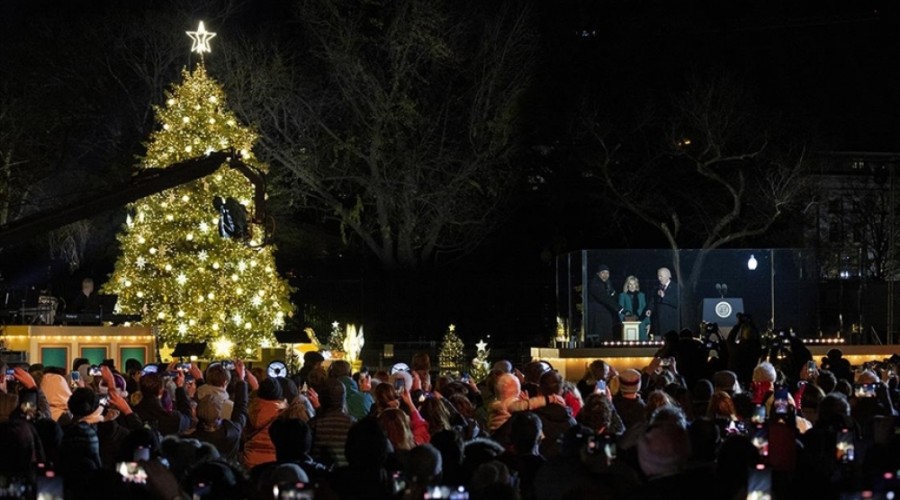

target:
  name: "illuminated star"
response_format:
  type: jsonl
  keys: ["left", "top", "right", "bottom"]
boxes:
{"left": 176, "top": 273, "right": 188, "bottom": 285}
{"left": 476, "top": 339, "right": 488, "bottom": 352}
{"left": 449, "top": 324, "right": 456, "bottom": 332}
{"left": 186, "top": 21, "right": 217, "bottom": 55}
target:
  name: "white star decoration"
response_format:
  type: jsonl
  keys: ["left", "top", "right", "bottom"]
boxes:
{"left": 186, "top": 21, "right": 216, "bottom": 55}
{"left": 476, "top": 339, "right": 488, "bottom": 352}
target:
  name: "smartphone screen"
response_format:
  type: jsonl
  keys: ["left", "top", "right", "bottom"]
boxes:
{"left": 36, "top": 472, "right": 64, "bottom": 500}
{"left": 836, "top": 428, "right": 855, "bottom": 463}
{"left": 752, "top": 425, "right": 769, "bottom": 457}
{"left": 394, "top": 378, "right": 406, "bottom": 392}
{"left": 747, "top": 464, "right": 772, "bottom": 500}
{"left": 596, "top": 380, "right": 607, "bottom": 393}
{"left": 88, "top": 365, "right": 102, "bottom": 377}
{"left": 854, "top": 383, "right": 877, "bottom": 398}
{"left": 807, "top": 360, "right": 816, "bottom": 372}
{"left": 751, "top": 404, "right": 766, "bottom": 424}
{"left": 70, "top": 371, "right": 80, "bottom": 381}
{"left": 116, "top": 462, "right": 148, "bottom": 484}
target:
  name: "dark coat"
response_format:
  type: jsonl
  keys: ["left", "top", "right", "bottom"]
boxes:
{"left": 190, "top": 380, "right": 248, "bottom": 460}
{"left": 588, "top": 275, "right": 620, "bottom": 341}
{"left": 650, "top": 280, "right": 679, "bottom": 336}
{"left": 532, "top": 403, "right": 577, "bottom": 459}
{"left": 133, "top": 387, "right": 192, "bottom": 436}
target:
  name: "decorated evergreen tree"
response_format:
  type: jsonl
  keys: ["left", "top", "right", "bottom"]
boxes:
{"left": 105, "top": 23, "right": 292, "bottom": 357}
{"left": 439, "top": 324, "right": 465, "bottom": 376}
{"left": 469, "top": 338, "right": 490, "bottom": 383}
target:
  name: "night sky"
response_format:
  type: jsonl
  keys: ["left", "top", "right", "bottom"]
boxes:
{"left": 2, "top": 0, "right": 899, "bottom": 343}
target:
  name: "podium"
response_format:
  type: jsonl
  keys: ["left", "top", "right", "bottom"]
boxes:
{"left": 622, "top": 321, "right": 641, "bottom": 341}
{"left": 702, "top": 298, "right": 744, "bottom": 328}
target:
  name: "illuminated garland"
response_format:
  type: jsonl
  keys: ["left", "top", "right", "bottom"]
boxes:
{"left": 104, "top": 64, "right": 293, "bottom": 357}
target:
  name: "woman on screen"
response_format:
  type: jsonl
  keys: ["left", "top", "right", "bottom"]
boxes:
{"left": 618, "top": 275, "right": 650, "bottom": 340}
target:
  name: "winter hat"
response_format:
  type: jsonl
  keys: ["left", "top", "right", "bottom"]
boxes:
{"left": 258, "top": 377, "right": 284, "bottom": 401}
{"left": 638, "top": 422, "right": 691, "bottom": 477}
{"left": 68, "top": 388, "right": 99, "bottom": 418}
{"left": 713, "top": 370, "right": 740, "bottom": 394}
{"left": 752, "top": 362, "right": 776, "bottom": 383}
{"left": 197, "top": 395, "right": 224, "bottom": 424}
{"left": 303, "top": 351, "right": 325, "bottom": 365}
{"left": 618, "top": 369, "right": 642, "bottom": 394}
{"left": 277, "top": 377, "right": 300, "bottom": 404}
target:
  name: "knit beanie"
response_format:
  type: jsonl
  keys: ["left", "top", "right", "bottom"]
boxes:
{"left": 752, "top": 362, "right": 776, "bottom": 383}
{"left": 68, "top": 388, "right": 99, "bottom": 418}
{"left": 258, "top": 377, "right": 284, "bottom": 401}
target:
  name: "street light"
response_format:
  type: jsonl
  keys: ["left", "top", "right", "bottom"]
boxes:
{"left": 748, "top": 254, "right": 758, "bottom": 270}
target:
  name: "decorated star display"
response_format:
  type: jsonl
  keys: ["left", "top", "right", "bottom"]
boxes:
{"left": 476, "top": 339, "right": 488, "bottom": 352}
{"left": 186, "top": 21, "right": 217, "bottom": 55}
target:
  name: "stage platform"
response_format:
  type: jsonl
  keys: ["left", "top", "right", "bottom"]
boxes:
{"left": 0, "top": 325, "right": 155, "bottom": 369}
{"left": 531, "top": 342, "right": 900, "bottom": 382}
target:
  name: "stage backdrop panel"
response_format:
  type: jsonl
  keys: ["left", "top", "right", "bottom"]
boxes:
{"left": 81, "top": 346, "right": 108, "bottom": 365}
{"left": 41, "top": 346, "right": 68, "bottom": 369}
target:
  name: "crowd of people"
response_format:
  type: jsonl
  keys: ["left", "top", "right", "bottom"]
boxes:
{"left": 0, "top": 321, "right": 899, "bottom": 499}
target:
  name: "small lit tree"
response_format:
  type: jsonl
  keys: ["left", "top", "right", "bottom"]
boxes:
{"left": 438, "top": 324, "right": 465, "bottom": 376}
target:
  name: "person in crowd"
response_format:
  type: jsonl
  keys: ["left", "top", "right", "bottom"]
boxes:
{"left": 328, "top": 359, "right": 373, "bottom": 419}
{"left": 309, "top": 377, "right": 355, "bottom": 467}
{"left": 576, "top": 359, "right": 614, "bottom": 399}
{"left": 243, "top": 377, "right": 286, "bottom": 469}
{"left": 611, "top": 368, "right": 646, "bottom": 429}
{"left": 196, "top": 362, "right": 234, "bottom": 420}
{"left": 821, "top": 348, "right": 853, "bottom": 384}
{"left": 132, "top": 366, "right": 192, "bottom": 436}
{"left": 488, "top": 372, "right": 565, "bottom": 439}
{"left": 532, "top": 370, "right": 577, "bottom": 459}
{"left": 191, "top": 360, "right": 248, "bottom": 460}
{"left": 295, "top": 350, "right": 325, "bottom": 389}
{"left": 500, "top": 412, "right": 545, "bottom": 500}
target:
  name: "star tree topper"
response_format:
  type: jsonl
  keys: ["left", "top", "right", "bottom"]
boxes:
{"left": 186, "top": 21, "right": 217, "bottom": 55}
{"left": 476, "top": 339, "right": 488, "bottom": 352}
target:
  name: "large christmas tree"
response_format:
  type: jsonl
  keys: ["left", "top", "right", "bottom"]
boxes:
{"left": 105, "top": 24, "right": 292, "bottom": 357}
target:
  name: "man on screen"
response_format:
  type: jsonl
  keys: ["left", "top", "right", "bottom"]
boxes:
{"left": 587, "top": 265, "right": 622, "bottom": 345}
{"left": 648, "top": 267, "right": 679, "bottom": 337}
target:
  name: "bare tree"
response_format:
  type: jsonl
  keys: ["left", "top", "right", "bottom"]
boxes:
{"left": 593, "top": 75, "right": 812, "bottom": 327}
{"left": 223, "top": 0, "right": 537, "bottom": 269}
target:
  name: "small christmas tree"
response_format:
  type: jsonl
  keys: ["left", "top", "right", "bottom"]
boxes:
{"left": 469, "top": 338, "right": 490, "bottom": 382}
{"left": 439, "top": 324, "right": 465, "bottom": 376}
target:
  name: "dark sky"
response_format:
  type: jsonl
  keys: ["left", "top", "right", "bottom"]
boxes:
{"left": 3, "top": 0, "right": 900, "bottom": 340}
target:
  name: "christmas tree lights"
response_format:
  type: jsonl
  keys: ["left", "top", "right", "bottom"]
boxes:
{"left": 105, "top": 62, "right": 292, "bottom": 357}
{"left": 438, "top": 324, "right": 465, "bottom": 376}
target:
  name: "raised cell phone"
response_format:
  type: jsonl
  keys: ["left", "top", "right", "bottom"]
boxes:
{"left": 394, "top": 378, "right": 406, "bottom": 392}
{"left": 751, "top": 425, "right": 768, "bottom": 457}
{"left": 854, "top": 383, "right": 877, "bottom": 398}
{"left": 751, "top": 404, "right": 766, "bottom": 424}
{"left": 836, "top": 428, "right": 855, "bottom": 463}
{"left": 596, "top": 380, "right": 607, "bottom": 393}
{"left": 747, "top": 464, "right": 771, "bottom": 500}
{"left": 88, "top": 365, "right": 102, "bottom": 377}
{"left": 116, "top": 462, "right": 148, "bottom": 484}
